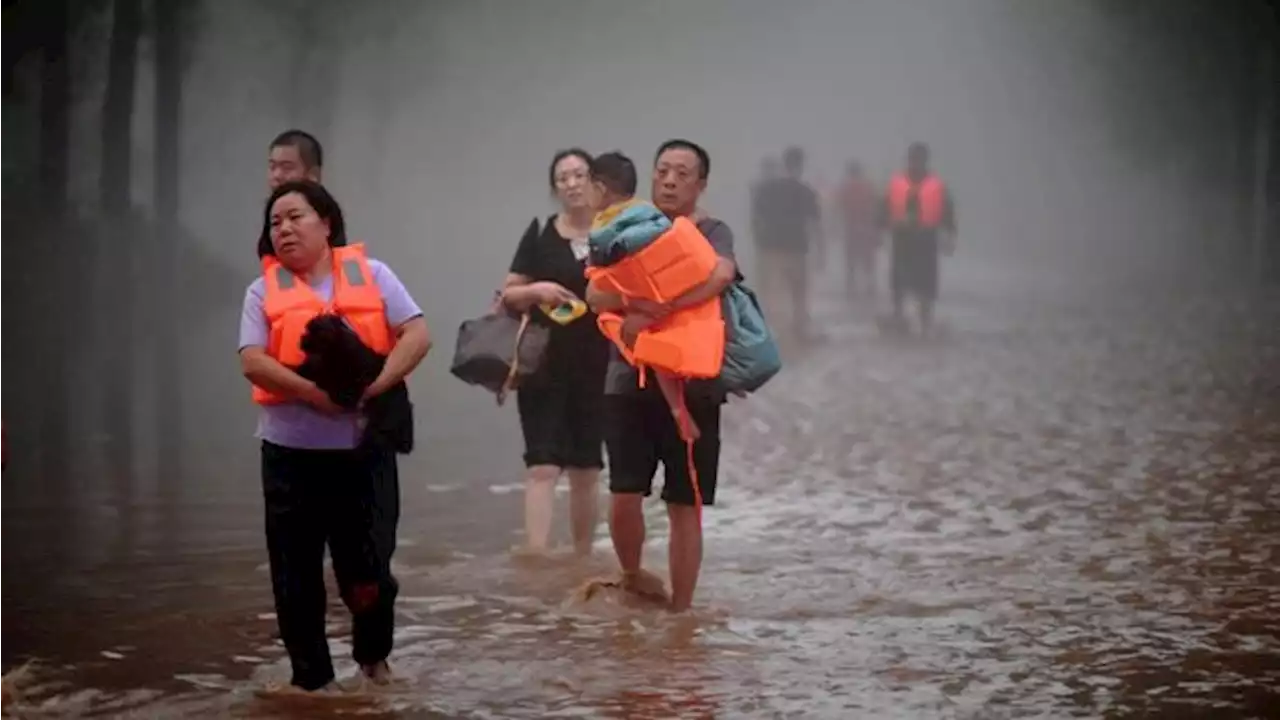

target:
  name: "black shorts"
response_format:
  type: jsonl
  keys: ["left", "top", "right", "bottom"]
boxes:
{"left": 891, "top": 232, "right": 940, "bottom": 302}
{"left": 516, "top": 374, "right": 605, "bottom": 469}
{"left": 604, "top": 387, "right": 721, "bottom": 506}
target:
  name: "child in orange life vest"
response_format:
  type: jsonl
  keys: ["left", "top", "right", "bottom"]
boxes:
{"left": 587, "top": 153, "right": 701, "bottom": 441}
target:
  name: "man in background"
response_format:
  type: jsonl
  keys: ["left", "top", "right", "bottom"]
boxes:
{"left": 258, "top": 129, "right": 325, "bottom": 258}
{"left": 753, "top": 145, "right": 822, "bottom": 346}
{"left": 833, "top": 159, "right": 880, "bottom": 304}
{"left": 879, "top": 142, "right": 956, "bottom": 335}
{"left": 268, "top": 129, "right": 324, "bottom": 190}
{"left": 749, "top": 155, "right": 781, "bottom": 246}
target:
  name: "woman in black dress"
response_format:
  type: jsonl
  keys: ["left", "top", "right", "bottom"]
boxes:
{"left": 500, "top": 148, "right": 610, "bottom": 556}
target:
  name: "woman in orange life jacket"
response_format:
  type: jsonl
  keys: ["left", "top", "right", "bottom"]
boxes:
{"left": 238, "top": 181, "right": 430, "bottom": 691}
{"left": 500, "top": 148, "right": 611, "bottom": 557}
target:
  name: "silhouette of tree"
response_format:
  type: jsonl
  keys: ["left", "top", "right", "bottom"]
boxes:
{"left": 97, "top": 0, "right": 141, "bottom": 510}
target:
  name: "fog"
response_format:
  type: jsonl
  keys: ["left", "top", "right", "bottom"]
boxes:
{"left": 5, "top": 0, "right": 1270, "bottom": 539}
{"left": 4, "top": 1, "right": 1279, "bottom": 714}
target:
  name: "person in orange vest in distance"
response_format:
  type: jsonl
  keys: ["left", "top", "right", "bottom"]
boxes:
{"left": 238, "top": 181, "right": 431, "bottom": 692}
{"left": 879, "top": 142, "right": 956, "bottom": 335}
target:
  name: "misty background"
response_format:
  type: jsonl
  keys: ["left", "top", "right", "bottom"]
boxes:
{"left": 3, "top": 0, "right": 1277, "bottom": 569}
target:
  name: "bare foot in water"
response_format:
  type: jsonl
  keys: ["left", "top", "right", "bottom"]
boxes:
{"left": 622, "top": 568, "right": 673, "bottom": 606}
{"left": 509, "top": 543, "right": 553, "bottom": 559}
{"left": 571, "top": 568, "right": 671, "bottom": 608}
{"left": 361, "top": 661, "right": 393, "bottom": 686}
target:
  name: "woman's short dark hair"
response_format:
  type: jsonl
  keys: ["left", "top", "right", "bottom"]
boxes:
{"left": 257, "top": 181, "right": 348, "bottom": 258}
{"left": 548, "top": 147, "right": 593, "bottom": 189}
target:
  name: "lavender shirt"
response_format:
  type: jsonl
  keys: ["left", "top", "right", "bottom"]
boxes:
{"left": 238, "top": 259, "right": 423, "bottom": 450}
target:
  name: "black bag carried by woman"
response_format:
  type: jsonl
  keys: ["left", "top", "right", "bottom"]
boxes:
{"left": 450, "top": 297, "right": 550, "bottom": 405}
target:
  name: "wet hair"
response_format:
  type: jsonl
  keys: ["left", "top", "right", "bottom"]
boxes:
{"left": 782, "top": 146, "right": 805, "bottom": 173}
{"left": 257, "top": 180, "right": 348, "bottom": 258}
{"left": 270, "top": 129, "right": 324, "bottom": 170}
{"left": 908, "top": 142, "right": 930, "bottom": 162}
{"left": 549, "top": 147, "right": 593, "bottom": 189}
{"left": 655, "top": 139, "right": 710, "bottom": 180}
{"left": 845, "top": 158, "right": 865, "bottom": 176}
{"left": 590, "top": 151, "right": 638, "bottom": 197}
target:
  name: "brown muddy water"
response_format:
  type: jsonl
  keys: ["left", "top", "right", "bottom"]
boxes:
{"left": 4, "top": 283, "right": 1279, "bottom": 719}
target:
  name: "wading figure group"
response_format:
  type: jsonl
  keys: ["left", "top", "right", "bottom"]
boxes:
{"left": 751, "top": 141, "right": 958, "bottom": 341}
{"left": 238, "top": 131, "right": 759, "bottom": 692}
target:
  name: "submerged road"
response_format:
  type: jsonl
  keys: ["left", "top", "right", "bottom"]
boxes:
{"left": 3, "top": 273, "right": 1279, "bottom": 718}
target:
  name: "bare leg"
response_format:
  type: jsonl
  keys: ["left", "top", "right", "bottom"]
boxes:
{"left": 791, "top": 255, "right": 809, "bottom": 343}
{"left": 864, "top": 251, "right": 878, "bottom": 299}
{"left": 610, "top": 493, "right": 646, "bottom": 575}
{"left": 523, "top": 464, "right": 560, "bottom": 552}
{"left": 845, "top": 244, "right": 858, "bottom": 304}
{"left": 666, "top": 504, "right": 703, "bottom": 612}
{"left": 565, "top": 467, "right": 600, "bottom": 556}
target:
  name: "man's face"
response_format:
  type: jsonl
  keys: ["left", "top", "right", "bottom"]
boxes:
{"left": 652, "top": 148, "right": 705, "bottom": 217}
{"left": 268, "top": 144, "right": 319, "bottom": 190}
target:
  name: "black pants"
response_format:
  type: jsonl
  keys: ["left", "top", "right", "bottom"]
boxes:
{"left": 891, "top": 231, "right": 940, "bottom": 305}
{"left": 261, "top": 441, "right": 400, "bottom": 690}
{"left": 604, "top": 386, "right": 722, "bottom": 506}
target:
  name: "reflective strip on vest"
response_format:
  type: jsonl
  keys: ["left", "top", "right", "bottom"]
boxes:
{"left": 342, "top": 259, "right": 367, "bottom": 287}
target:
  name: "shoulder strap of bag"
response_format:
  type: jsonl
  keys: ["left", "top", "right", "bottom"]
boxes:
{"left": 495, "top": 312, "right": 533, "bottom": 407}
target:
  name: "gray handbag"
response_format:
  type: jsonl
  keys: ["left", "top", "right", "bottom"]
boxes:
{"left": 450, "top": 309, "right": 550, "bottom": 405}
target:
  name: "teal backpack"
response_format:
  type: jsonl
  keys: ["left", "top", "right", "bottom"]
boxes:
{"left": 719, "top": 282, "right": 782, "bottom": 393}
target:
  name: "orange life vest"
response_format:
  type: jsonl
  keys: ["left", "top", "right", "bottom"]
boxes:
{"left": 887, "top": 173, "right": 945, "bottom": 229}
{"left": 586, "top": 216, "right": 725, "bottom": 380}
{"left": 252, "top": 243, "right": 393, "bottom": 405}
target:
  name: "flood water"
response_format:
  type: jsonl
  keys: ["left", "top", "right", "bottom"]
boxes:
{"left": 4, "top": 267, "right": 1279, "bottom": 719}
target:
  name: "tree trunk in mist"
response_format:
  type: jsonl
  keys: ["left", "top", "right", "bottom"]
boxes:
{"left": 153, "top": 0, "right": 185, "bottom": 513}
{"left": 36, "top": 0, "right": 73, "bottom": 487}
{"left": 38, "top": 3, "right": 71, "bottom": 221}
{"left": 99, "top": 0, "right": 141, "bottom": 538}
{"left": 101, "top": 0, "right": 140, "bottom": 216}
{"left": 1250, "top": 38, "right": 1273, "bottom": 282}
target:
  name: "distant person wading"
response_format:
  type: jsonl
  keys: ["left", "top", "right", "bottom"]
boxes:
{"left": 238, "top": 181, "right": 431, "bottom": 692}
{"left": 752, "top": 146, "right": 822, "bottom": 346}
{"left": 834, "top": 158, "right": 881, "bottom": 303}
{"left": 501, "top": 149, "right": 610, "bottom": 556}
{"left": 879, "top": 142, "right": 957, "bottom": 335}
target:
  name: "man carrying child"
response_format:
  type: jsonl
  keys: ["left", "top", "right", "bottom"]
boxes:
{"left": 585, "top": 141, "right": 739, "bottom": 612}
